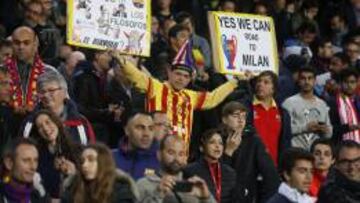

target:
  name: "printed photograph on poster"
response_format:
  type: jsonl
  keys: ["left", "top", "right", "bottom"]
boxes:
{"left": 208, "top": 11, "right": 278, "bottom": 75}
{"left": 67, "top": 0, "right": 151, "bottom": 57}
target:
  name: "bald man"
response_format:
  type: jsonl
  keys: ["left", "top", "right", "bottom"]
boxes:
{"left": 4, "top": 26, "right": 57, "bottom": 114}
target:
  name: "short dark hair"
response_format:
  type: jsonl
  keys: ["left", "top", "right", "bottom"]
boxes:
{"left": 297, "top": 22, "right": 317, "bottom": 34}
{"left": 301, "top": 0, "right": 319, "bottom": 11}
{"left": 200, "top": 128, "right": 224, "bottom": 148}
{"left": 216, "top": 0, "right": 237, "bottom": 11}
{"left": 310, "top": 138, "right": 334, "bottom": 156}
{"left": 168, "top": 24, "right": 189, "bottom": 39}
{"left": 280, "top": 148, "right": 314, "bottom": 176}
{"left": 298, "top": 66, "right": 316, "bottom": 77}
{"left": 221, "top": 101, "right": 248, "bottom": 118}
{"left": 174, "top": 11, "right": 193, "bottom": 25}
{"left": 125, "top": 111, "right": 152, "bottom": 126}
{"left": 2, "top": 137, "right": 38, "bottom": 160}
{"left": 339, "top": 68, "right": 359, "bottom": 82}
{"left": 333, "top": 52, "right": 351, "bottom": 65}
{"left": 256, "top": 71, "right": 278, "bottom": 95}
{"left": 335, "top": 140, "right": 360, "bottom": 160}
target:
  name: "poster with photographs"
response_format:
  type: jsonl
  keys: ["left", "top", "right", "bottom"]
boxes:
{"left": 208, "top": 11, "right": 278, "bottom": 75}
{"left": 67, "top": 0, "right": 151, "bottom": 57}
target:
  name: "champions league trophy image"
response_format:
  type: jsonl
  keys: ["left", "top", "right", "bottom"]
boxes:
{"left": 222, "top": 34, "right": 237, "bottom": 70}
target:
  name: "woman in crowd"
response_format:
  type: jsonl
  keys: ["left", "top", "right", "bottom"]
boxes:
{"left": 30, "top": 109, "right": 78, "bottom": 201}
{"left": 184, "top": 129, "right": 237, "bottom": 203}
{"left": 61, "top": 143, "right": 139, "bottom": 203}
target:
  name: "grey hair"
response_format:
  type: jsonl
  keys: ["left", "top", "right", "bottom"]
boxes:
{"left": 37, "top": 70, "right": 68, "bottom": 92}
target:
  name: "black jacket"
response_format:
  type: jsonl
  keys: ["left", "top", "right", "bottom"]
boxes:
{"left": 72, "top": 61, "right": 114, "bottom": 123}
{"left": 222, "top": 128, "right": 280, "bottom": 203}
{"left": 184, "top": 158, "right": 237, "bottom": 203}
{"left": 61, "top": 169, "right": 138, "bottom": 203}
{"left": 317, "top": 170, "right": 360, "bottom": 203}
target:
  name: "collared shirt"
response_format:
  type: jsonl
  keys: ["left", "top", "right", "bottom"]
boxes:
{"left": 253, "top": 97, "right": 281, "bottom": 164}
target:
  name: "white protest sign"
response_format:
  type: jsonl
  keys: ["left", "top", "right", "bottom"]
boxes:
{"left": 67, "top": 0, "right": 151, "bottom": 56}
{"left": 208, "top": 12, "right": 278, "bottom": 75}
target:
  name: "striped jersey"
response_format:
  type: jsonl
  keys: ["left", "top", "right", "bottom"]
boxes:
{"left": 122, "top": 61, "right": 238, "bottom": 145}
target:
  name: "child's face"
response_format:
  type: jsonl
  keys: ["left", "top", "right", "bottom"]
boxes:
{"left": 0, "top": 72, "right": 11, "bottom": 103}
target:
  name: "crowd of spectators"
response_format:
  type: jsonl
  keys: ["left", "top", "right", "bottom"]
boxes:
{"left": 0, "top": 0, "right": 360, "bottom": 202}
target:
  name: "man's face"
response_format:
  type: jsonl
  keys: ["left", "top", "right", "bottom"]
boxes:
{"left": 221, "top": 1, "right": 236, "bottom": 12}
{"left": 341, "top": 75, "right": 358, "bottom": 96}
{"left": 12, "top": 29, "right": 37, "bottom": 63}
{"left": 318, "top": 42, "right": 333, "bottom": 59}
{"left": 153, "top": 112, "right": 172, "bottom": 141}
{"left": 299, "top": 31, "right": 316, "bottom": 45}
{"left": 298, "top": 72, "right": 315, "bottom": 93}
{"left": 345, "top": 43, "right": 360, "bottom": 63}
{"left": 6, "top": 144, "right": 39, "bottom": 183}
{"left": 168, "top": 69, "right": 191, "bottom": 91}
{"left": 222, "top": 110, "right": 247, "bottom": 131}
{"left": 313, "top": 144, "right": 334, "bottom": 172}
{"left": 179, "top": 18, "right": 193, "bottom": 34}
{"left": 285, "top": 159, "right": 313, "bottom": 193}
{"left": 38, "top": 81, "right": 66, "bottom": 112}
{"left": 159, "top": 137, "right": 187, "bottom": 175}
{"left": 330, "top": 16, "right": 344, "bottom": 32}
{"left": 170, "top": 30, "right": 190, "bottom": 51}
{"left": 95, "top": 51, "right": 112, "bottom": 72}
{"left": 255, "top": 5, "right": 268, "bottom": 16}
{"left": 0, "top": 46, "right": 13, "bottom": 64}
{"left": 126, "top": 114, "right": 155, "bottom": 150}
{"left": 26, "top": 3, "right": 43, "bottom": 24}
{"left": 157, "top": 0, "right": 172, "bottom": 9}
{"left": 39, "top": 0, "right": 52, "bottom": 17}
{"left": 0, "top": 72, "right": 11, "bottom": 103}
{"left": 255, "top": 75, "right": 274, "bottom": 100}
{"left": 336, "top": 147, "right": 360, "bottom": 182}
{"left": 329, "top": 56, "right": 347, "bottom": 73}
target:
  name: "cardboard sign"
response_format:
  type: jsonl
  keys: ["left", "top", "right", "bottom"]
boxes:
{"left": 67, "top": 0, "right": 151, "bottom": 56}
{"left": 208, "top": 11, "right": 278, "bottom": 75}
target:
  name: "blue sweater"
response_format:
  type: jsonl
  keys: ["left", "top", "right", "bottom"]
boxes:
{"left": 112, "top": 139, "right": 159, "bottom": 180}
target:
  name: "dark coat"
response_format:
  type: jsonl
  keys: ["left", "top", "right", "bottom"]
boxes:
{"left": 317, "top": 170, "right": 360, "bottom": 203}
{"left": 222, "top": 128, "right": 280, "bottom": 203}
{"left": 0, "top": 104, "right": 21, "bottom": 155}
{"left": 61, "top": 169, "right": 139, "bottom": 203}
{"left": 72, "top": 61, "right": 114, "bottom": 123}
{"left": 183, "top": 158, "right": 237, "bottom": 203}
{"left": 266, "top": 193, "right": 292, "bottom": 203}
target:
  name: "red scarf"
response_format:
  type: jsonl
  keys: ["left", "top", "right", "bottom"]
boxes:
{"left": 5, "top": 55, "right": 45, "bottom": 110}
{"left": 208, "top": 162, "right": 222, "bottom": 203}
{"left": 336, "top": 94, "right": 360, "bottom": 143}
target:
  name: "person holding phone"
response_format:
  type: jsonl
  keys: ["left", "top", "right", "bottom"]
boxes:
{"left": 184, "top": 129, "right": 236, "bottom": 203}
{"left": 29, "top": 109, "right": 78, "bottom": 201}
{"left": 137, "top": 135, "right": 216, "bottom": 203}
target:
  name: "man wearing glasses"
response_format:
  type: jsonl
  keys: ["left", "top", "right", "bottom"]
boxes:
{"left": 21, "top": 71, "right": 95, "bottom": 144}
{"left": 317, "top": 140, "right": 360, "bottom": 203}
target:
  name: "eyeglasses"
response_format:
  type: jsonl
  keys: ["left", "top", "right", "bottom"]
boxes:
{"left": 337, "top": 157, "right": 360, "bottom": 168}
{"left": 38, "top": 87, "right": 62, "bottom": 97}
